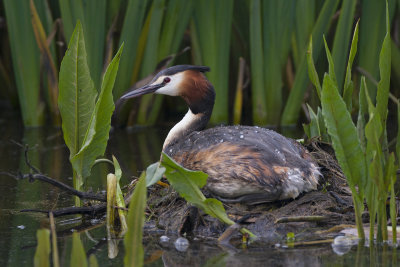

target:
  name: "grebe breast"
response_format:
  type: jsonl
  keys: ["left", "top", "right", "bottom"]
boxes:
{"left": 165, "top": 125, "right": 320, "bottom": 204}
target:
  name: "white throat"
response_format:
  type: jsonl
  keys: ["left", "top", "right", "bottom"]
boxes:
{"left": 163, "top": 109, "right": 199, "bottom": 150}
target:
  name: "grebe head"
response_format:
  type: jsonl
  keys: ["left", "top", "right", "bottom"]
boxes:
{"left": 120, "top": 65, "right": 216, "bottom": 149}
{"left": 120, "top": 65, "right": 215, "bottom": 114}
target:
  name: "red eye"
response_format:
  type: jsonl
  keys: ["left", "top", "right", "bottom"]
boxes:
{"left": 164, "top": 77, "right": 171, "bottom": 83}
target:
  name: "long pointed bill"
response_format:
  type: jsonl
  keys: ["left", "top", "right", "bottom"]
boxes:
{"left": 120, "top": 83, "right": 164, "bottom": 99}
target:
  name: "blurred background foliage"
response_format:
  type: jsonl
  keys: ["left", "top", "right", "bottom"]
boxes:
{"left": 0, "top": 0, "right": 399, "bottom": 128}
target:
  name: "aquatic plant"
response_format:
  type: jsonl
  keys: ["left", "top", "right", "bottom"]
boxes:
{"left": 124, "top": 173, "right": 147, "bottom": 267}
{"left": 159, "top": 152, "right": 255, "bottom": 239}
{"left": 307, "top": 2, "right": 397, "bottom": 243}
{"left": 1, "top": 1, "right": 397, "bottom": 127}
{"left": 58, "top": 21, "right": 123, "bottom": 193}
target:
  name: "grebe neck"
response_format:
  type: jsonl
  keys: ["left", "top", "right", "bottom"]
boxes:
{"left": 162, "top": 76, "right": 215, "bottom": 150}
{"left": 163, "top": 109, "right": 211, "bottom": 150}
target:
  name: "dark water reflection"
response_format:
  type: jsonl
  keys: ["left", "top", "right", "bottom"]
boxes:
{"left": 1, "top": 107, "right": 399, "bottom": 266}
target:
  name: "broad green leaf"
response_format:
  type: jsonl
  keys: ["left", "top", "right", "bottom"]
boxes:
{"left": 376, "top": 2, "right": 391, "bottom": 129}
{"left": 321, "top": 74, "right": 366, "bottom": 192}
{"left": 71, "top": 233, "right": 87, "bottom": 267}
{"left": 323, "top": 36, "right": 338, "bottom": 88}
{"left": 331, "top": 0, "right": 357, "bottom": 90}
{"left": 306, "top": 36, "right": 321, "bottom": 99}
{"left": 160, "top": 152, "right": 256, "bottom": 238}
{"left": 282, "top": 0, "right": 339, "bottom": 125}
{"left": 203, "top": 198, "right": 232, "bottom": 224}
{"left": 343, "top": 21, "right": 359, "bottom": 110}
{"left": 145, "top": 162, "right": 166, "bottom": 187}
{"left": 59, "top": 21, "right": 97, "bottom": 158}
{"left": 124, "top": 174, "right": 147, "bottom": 267}
{"left": 161, "top": 152, "right": 208, "bottom": 206}
{"left": 34, "top": 229, "right": 50, "bottom": 267}
{"left": 71, "top": 44, "right": 124, "bottom": 180}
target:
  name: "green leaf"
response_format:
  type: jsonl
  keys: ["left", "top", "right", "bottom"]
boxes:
{"left": 34, "top": 229, "right": 50, "bottom": 267}
{"left": 397, "top": 101, "right": 400, "bottom": 165}
{"left": 114, "top": 0, "right": 148, "bottom": 98}
{"left": 59, "top": 20, "right": 97, "bottom": 158}
{"left": 343, "top": 21, "right": 359, "bottom": 110}
{"left": 3, "top": 0, "right": 43, "bottom": 125}
{"left": 124, "top": 174, "right": 147, "bottom": 267}
{"left": 145, "top": 162, "right": 166, "bottom": 187}
{"left": 323, "top": 36, "right": 338, "bottom": 88}
{"left": 203, "top": 198, "right": 232, "bottom": 224}
{"left": 306, "top": 36, "right": 321, "bottom": 99}
{"left": 390, "top": 162, "right": 397, "bottom": 244}
{"left": 249, "top": 0, "right": 267, "bottom": 124}
{"left": 331, "top": 0, "right": 357, "bottom": 90}
{"left": 262, "top": 0, "right": 295, "bottom": 124}
{"left": 304, "top": 104, "right": 321, "bottom": 139}
{"left": 88, "top": 255, "right": 99, "bottom": 267}
{"left": 282, "top": 0, "right": 339, "bottom": 125}
{"left": 356, "top": 77, "right": 368, "bottom": 151}
{"left": 160, "top": 152, "right": 256, "bottom": 238}
{"left": 71, "top": 233, "right": 87, "bottom": 267}
{"left": 376, "top": 2, "right": 391, "bottom": 129}
{"left": 358, "top": 0, "right": 393, "bottom": 99}
{"left": 293, "top": 0, "right": 315, "bottom": 68}
{"left": 321, "top": 74, "right": 366, "bottom": 192}
{"left": 70, "top": 44, "right": 124, "bottom": 180}
{"left": 112, "top": 156, "right": 127, "bottom": 234}
{"left": 193, "top": 0, "right": 233, "bottom": 123}
{"left": 161, "top": 152, "right": 208, "bottom": 206}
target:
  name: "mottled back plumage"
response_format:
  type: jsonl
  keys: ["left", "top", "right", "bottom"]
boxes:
{"left": 166, "top": 125, "right": 320, "bottom": 204}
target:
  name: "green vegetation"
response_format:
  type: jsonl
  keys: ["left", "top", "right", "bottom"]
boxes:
{"left": 1, "top": 1, "right": 398, "bottom": 127}
{"left": 307, "top": 2, "right": 398, "bottom": 243}
{"left": 58, "top": 21, "right": 123, "bottom": 193}
{"left": 160, "top": 152, "right": 255, "bottom": 238}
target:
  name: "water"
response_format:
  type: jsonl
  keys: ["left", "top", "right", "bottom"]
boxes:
{"left": 0, "top": 106, "right": 399, "bottom": 266}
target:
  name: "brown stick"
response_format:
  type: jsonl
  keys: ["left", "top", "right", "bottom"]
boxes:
{"left": 275, "top": 216, "right": 327, "bottom": 224}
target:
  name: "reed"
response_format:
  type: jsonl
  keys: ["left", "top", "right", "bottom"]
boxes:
{"left": 3, "top": 0, "right": 42, "bottom": 126}
{"left": 307, "top": 3, "right": 397, "bottom": 242}
{"left": 192, "top": 0, "right": 233, "bottom": 123}
{"left": 281, "top": 0, "right": 339, "bottom": 126}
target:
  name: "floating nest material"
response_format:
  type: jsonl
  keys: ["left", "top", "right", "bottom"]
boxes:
{"left": 143, "top": 139, "right": 355, "bottom": 241}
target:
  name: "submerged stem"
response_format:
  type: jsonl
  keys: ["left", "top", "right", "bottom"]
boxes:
{"left": 352, "top": 194, "right": 365, "bottom": 240}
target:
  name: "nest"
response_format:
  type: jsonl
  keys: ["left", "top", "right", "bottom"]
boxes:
{"left": 145, "top": 139, "right": 355, "bottom": 240}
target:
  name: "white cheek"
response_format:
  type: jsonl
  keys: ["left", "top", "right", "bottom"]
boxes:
{"left": 155, "top": 72, "right": 184, "bottom": 96}
{"left": 156, "top": 84, "right": 179, "bottom": 96}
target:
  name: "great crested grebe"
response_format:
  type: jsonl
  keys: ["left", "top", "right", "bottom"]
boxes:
{"left": 120, "top": 65, "right": 320, "bottom": 204}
